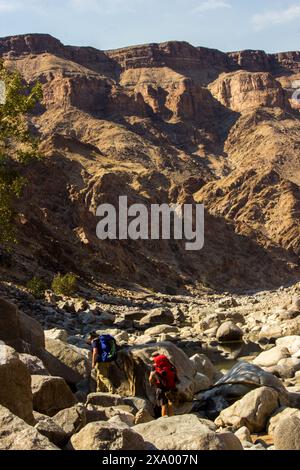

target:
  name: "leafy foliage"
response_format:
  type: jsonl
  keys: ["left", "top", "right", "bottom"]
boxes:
{"left": 51, "top": 273, "right": 78, "bottom": 296}
{"left": 26, "top": 276, "right": 48, "bottom": 299}
{"left": 0, "top": 61, "right": 43, "bottom": 247}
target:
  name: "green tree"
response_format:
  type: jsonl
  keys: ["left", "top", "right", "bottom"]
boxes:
{"left": 0, "top": 61, "right": 43, "bottom": 247}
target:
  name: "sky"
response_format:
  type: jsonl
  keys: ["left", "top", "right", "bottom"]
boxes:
{"left": 0, "top": 0, "right": 299, "bottom": 53}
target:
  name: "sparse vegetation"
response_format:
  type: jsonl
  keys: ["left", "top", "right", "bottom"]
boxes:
{"left": 51, "top": 273, "right": 78, "bottom": 296}
{"left": 26, "top": 276, "right": 47, "bottom": 299}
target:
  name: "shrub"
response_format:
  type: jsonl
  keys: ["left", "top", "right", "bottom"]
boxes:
{"left": 26, "top": 277, "right": 47, "bottom": 299}
{"left": 51, "top": 273, "right": 78, "bottom": 296}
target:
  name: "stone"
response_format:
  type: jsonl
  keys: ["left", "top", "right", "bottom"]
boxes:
{"left": 19, "top": 353, "right": 49, "bottom": 376}
{"left": 134, "top": 408, "right": 154, "bottom": 425}
{"left": 69, "top": 422, "right": 147, "bottom": 450}
{"left": 218, "top": 297, "right": 239, "bottom": 309}
{"left": 189, "top": 354, "right": 216, "bottom": 382}
{"left": 34, "top": 416, "right": 68, "bottom": 447}
{"left": 267, "top": 407, "right": 300, "bottom": 436}
{"left": 43, "top": 337, "right": 91, "bottom": 385}
{"left": 133, "top": 415, "right": 243, "bottom": 450}
{"left": 31, "top": 375, "right": 77, "bottom": 416}
{"left": 139, "top": 308, "right": 175, "bottom": 326}
{"left": 144, "top": 325, "right": 179, "bottom": 336}
{"left": 216, "top": 321, "right": 243, "bottom": 343}
{"left": 193, "top": 373, "right": 211, "bottom": 393}
{"left": 234, "top": 426, "right": 252, "bottom": 443}
{"left": 85, "top": 404, "right": 135, "bottom": 426}
{"left": 45, "top": 328, "right": 68, "bottom": 342}
{"left": 276, "top": 336, "right": 300, "bottom": 356}
{"left": 0, "top": 405, "right": 59, "bottom": 450}
{"left": 215, "top": 387, "right": 280, "bottom": 433}
{"left": 274, "top": 415, "right": 300, "bottom": 450}
{"left": 0, "top": 345, "right": 34, "bottom": 424}
{"left": 52, "top": 404, "right": 87, "bottom": 438}
{"left": 253, "top": 346, "right": 290, "bottom": 368}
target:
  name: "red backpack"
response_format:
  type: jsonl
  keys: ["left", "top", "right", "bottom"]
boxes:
{"left": 153, "top": 355, "right": 178, "bottom": 390}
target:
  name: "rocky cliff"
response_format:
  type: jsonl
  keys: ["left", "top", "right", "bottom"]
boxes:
{"left": 1, "top": 34, "right": 300, "bottom": 294}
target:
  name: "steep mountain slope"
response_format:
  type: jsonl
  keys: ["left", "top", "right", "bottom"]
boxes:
{"left": 0, "top": 34, "right": 300, "bottom": 293}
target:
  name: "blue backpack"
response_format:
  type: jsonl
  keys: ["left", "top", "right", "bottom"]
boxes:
{"left": 97, "top": 335, "right": 117, "bottom": 363}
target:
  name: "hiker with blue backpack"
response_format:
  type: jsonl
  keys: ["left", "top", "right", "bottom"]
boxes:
{"left": 89, "top": 332, "right": 118, "bottom": 394}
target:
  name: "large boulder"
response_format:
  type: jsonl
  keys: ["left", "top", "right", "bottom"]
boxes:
{"left": 0, "top": 344, "right": 34, "bottom": 424}
{"left": 42, "top": 337, "right": 91, "bottom": 385}
{"left": 274, "top": 415, "right": 300, "bottom": 450}
{"left": 268, "top": 407, "right": 300, "bottom": 436}
{"left": 0, "top": 298, "right": 45, "bottom": 355}
{"left": 138, "top": 308, "right": 175, "bottom": 327}
{"left": 19, "top": 353, "right": 49, "bottom": 376}
{"left": 133, "top": 415, "right": 243, "bottom": 450}
{"left": 45, "top": 328, "right": 68, "bottom": 342}
{"left": 31, "top": 375, "right": 77, "bottom": 416}
{"left": 276, "top": 336, "right": 300, "bottom": 356}
{"left": 195, "top": 362, "right": 287, "bottom": 420}
{"left": 69, "top": 422, "right": 147, "bottom": 450}
{"left": 216, "top": 321, "right": 243, "bottom": 343}
{"left": 85, "top": 405, "right": 135, "bottom": 427}
{"left": 215, "top": 387, "right": 280, "bottom": 433}
{"left": 86, "top": 393, "right": 154, "bottom": 417}
{"left": 52, "top": 404, "right": 87, "bottom": 438}
{"left": 0, "top": 405, "right": 58, "bottom": 450}
{"left": 253, "top": 346, "right": 290, "bottom": 368}
{"left": 189, "top": 354, "right": 216, "bottom": 383}
{"left": 34, "top": 417, "right": 68, "bottom": 448}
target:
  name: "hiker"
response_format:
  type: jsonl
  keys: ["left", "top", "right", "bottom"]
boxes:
{"left": 88, "top": 332, "right": 118, "bottom": 394}
{"left": 149, "top": 352, "right": 179, "bottom": 417}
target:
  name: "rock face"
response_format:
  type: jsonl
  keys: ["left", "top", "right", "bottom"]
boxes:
{"left": 31, "top": 375, "right": 77, "bottom": 416}
{"left": 0, "top": 34, "right": 299, "bottom": 292}
{"left": 0, "top": 345, "right": 34, "bottom": 424}
{"left": 69, "top": 422, "right": 147, "bottom": 450}
{"left": 0, "top": 405, "right": 58, "bottom": 450}
{"left": 133, "top": 415, "right": 243, "bottom": 450}
{"left": 215, "top": 387, "right": 280, "bottom": 433}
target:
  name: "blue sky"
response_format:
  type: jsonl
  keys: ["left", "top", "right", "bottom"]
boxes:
{"left": 0, "top": 0, "right": 299, "bottom": 52}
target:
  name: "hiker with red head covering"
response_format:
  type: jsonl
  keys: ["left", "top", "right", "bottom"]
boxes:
{"left": 149, "top": 352, "right": 179, "bottom": 417}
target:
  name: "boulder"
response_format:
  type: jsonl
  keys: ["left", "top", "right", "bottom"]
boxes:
{"left": 0, "top": 298, "right": 21, "bottom": 349}
{"left": 189, "top": 354, "right": 216, "bottom": 383}
{"left": 18, "top": 311, "right": 45, "bottom": 354}
{"left": 133, "top": 415, "right": 243, "bottom": 450}
{"left": 234, "top": 426, "right": 252, "bottom": 444}
{"left": 45, "top": 328, "right": 68, "bottom": 342}
{"left": 139, "top": 308, "right": 175, "bottom": 326}
{"left": 193, "top": 373, "right": 211, "bottom": 393}
{"left": 31, "top": 375, "right": 77, "bottom": 416}
{"left": 267, "top": 407, "right": 300, "bottom": 436}
{"left": 69, "top": 422, "right": 147, "bottom": 450}
{"left": 0, "top": 345, "right": 34, "bottom": 424}
{"left": 0, "top": 405, "right": 58, "bottom": 450}
{"left": 216, "top": 321, "right": 243, "bottom": 343}
{"left": 274, "top": 415, "right": 300, "bottom": 450}
{"left": 34, "top": 417, "right": 68, "bottom": 447}
{"left": 276, "top": 336, "right": 300, "bottom": 356}
{"left": 52, "top": 404, "right": 87, "bottom": 438}
{"left": 19, "top": 353, "right": 49, "bottom": 376}
{"left": 253, "top": 346, "right": 290, "bottom": 368}
{"left": 134, "top": 408, "right": 154, "bottom": 425}
{"left": 85, "top": 404, "right": 135, "bottom": 426}
{"left": 144, "top": 325, "right": 179, "bottom": 336}
{"left": 43, "top": 337, "right": 91, "bottom": 385}
{"left": 215, "top": 387, "right": 280, "bottom": 433}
